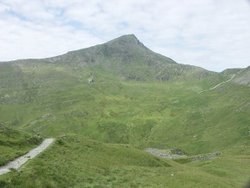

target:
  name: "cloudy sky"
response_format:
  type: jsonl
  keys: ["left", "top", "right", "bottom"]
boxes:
{"left": 0, "top": 0, "right": 250, "bottom": 71}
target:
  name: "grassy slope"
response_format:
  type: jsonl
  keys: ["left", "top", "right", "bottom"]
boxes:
{"left": 0, "top": 63, "right": 249, "bottom": 187}
{"left": 1, "top": 64, "right": 248, "bottom": 153}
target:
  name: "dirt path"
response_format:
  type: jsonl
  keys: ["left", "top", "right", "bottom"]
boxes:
{"left": 0, "top": 138, "right": 55, "bottom": 175}
{"left": 199, "top": 74, "right": 235, "bottom": 94}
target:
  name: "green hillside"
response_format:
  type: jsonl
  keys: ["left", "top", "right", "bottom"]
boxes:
{"left": 0, "top": 35, "right": 249, "bottom": 187}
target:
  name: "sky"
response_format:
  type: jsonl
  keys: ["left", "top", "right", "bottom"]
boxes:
{"left": 0, "top": 0, "right": 250, "bottom": 72}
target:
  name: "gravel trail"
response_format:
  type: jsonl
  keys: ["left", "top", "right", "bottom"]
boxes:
{"left": 199, "top": 74, "right": 235, "bottom": 94}
{"left": 0, "top": 138, "right": 55, "bottom": 175}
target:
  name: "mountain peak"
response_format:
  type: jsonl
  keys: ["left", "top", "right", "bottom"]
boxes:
{"left": 109, "top": 34, "right": 142, "bottom": 45}
{"left": 107, "top": 34, "right": 147, "bottom": 50}
{"left": 119, "top": 34, "right": 138, "bottom": 39}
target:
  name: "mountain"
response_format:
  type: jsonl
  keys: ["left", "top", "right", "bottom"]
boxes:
{"left": 4, "top": 34, "right": 217, "bottom": 82}
{"left": 0, "top": 35, "right": 249, "bottom": 187}
{"left": 0, "top": 34, "right": 228, "bottom": 106}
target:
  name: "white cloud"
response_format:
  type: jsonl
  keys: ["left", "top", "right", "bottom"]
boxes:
{"left": 0, "top": 0, "right": 249, "bottom": 71}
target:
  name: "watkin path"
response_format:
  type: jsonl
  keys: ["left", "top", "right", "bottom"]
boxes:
{"left": 199, "top": 74, "right": 235, "bottom": 94}
{"left": 0, "top": 138, "right": 55, "bottom": 175}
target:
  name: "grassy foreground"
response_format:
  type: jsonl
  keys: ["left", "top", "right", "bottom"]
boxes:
{"left": 1, "top": 135, "right": 249, "bottom": 188}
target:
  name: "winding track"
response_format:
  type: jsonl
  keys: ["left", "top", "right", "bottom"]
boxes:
{"left": 0, "top": 138, "right": 55, "bottom": 175}
{"left": 199, "top": 74, "right": 235, "bottom": 94}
